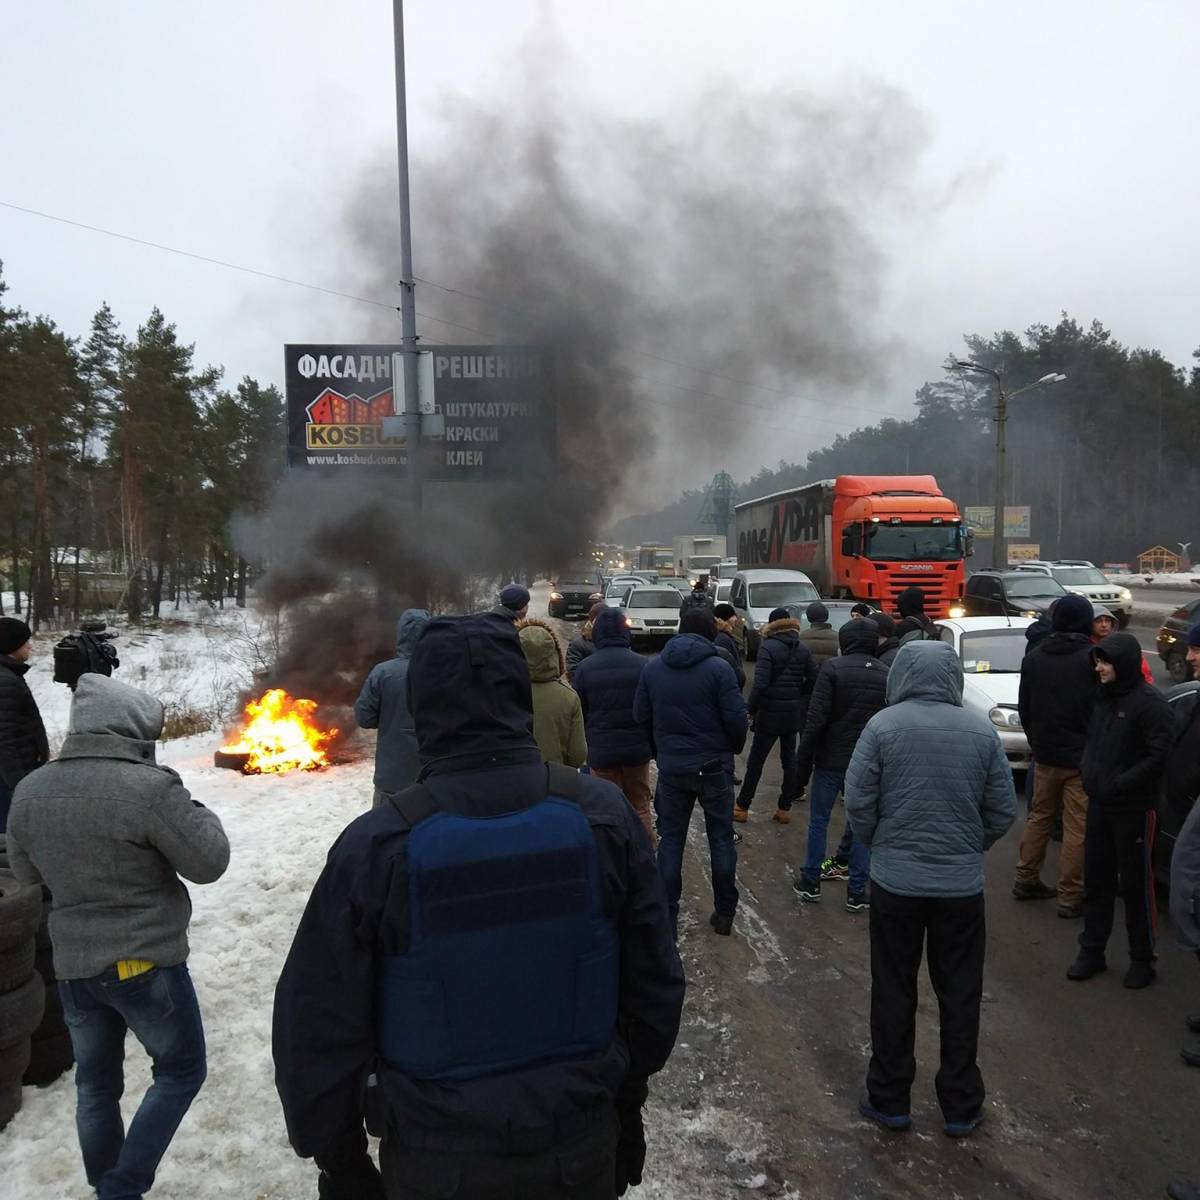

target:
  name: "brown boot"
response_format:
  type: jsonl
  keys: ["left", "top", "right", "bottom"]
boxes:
{"left": 733, "top": 805, "right": 749, "bottom": 823}
{"left": 772, "top": 808, "right": 791, "bottom": 824}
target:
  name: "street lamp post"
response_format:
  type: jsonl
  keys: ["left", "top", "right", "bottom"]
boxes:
{"left": 952, "top": 363, "right": 1067, "bottom": 570}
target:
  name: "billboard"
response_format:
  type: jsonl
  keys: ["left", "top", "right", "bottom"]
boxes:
{"left": 963, "top": 505, "right": 1031, "bottom": 538}
{"left": 1007, "top": 543, "right": 1041, "bottom": 564}
{"left": 284, "top": 344, "right": 556, "bottom": 478}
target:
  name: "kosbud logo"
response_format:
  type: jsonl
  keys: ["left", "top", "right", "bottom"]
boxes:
{"left": 297, "top": 354, "right": 317, "bottom": 378}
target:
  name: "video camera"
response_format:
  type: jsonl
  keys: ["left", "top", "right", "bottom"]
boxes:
{"left": 53, "top": 620, "right": 120, "bottom": 690}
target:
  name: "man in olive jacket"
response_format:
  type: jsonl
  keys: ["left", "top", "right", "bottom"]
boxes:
{"left": 7, "top": 674, "right": 229, "bottom": 1200}
{"left": 518, "top": 620, "right": 587, "bottom": 767}
{"left": 846, "top": 641, "right": 1015, "bottom": 1137}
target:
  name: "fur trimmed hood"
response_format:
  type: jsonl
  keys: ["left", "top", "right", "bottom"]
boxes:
{"left": 762, "top": 617, "right": 802, "bottom": 638}
{"left": 516, "top": 618, "right": 566, "bottom": 681}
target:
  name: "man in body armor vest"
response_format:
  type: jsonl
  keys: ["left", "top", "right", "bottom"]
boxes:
{"left": 273, "top": 615, "right": 685, "bottom": 1200}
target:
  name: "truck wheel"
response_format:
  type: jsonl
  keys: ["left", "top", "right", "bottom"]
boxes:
{"left": 0, "top": 1036, "right": 31, "bottom": 1088}
{"left": 23, "top": 1028, "right": 74, "bottom": 1087}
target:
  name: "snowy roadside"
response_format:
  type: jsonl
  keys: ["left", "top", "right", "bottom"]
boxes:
{"left": 1, "top": 605, "right": 752, "bottom": 1199}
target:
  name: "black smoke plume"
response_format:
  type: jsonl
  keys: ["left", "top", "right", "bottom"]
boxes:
{"left": 236, "top": 47, "right": 932, "bottom": 706}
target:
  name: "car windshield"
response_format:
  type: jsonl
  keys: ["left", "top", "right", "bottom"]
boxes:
{"left": 1007, "top": 577, "right": 1066, "bottom": 599}
{"left": 558, "top": 578, "right": 596, "bottom": 589}
{"left": 663, "top": 578, "right": 693, "bottom": 592}
{"left": 864, "top": 523, "right": 962, "bottom": 562}
{"left": 628, "top": 590, "right": 682, "bottom": 610}
{"left": 749, "top": 581, "right": 819, "bottom": 608}
{"left": 959, "top": 629, "right": 1028, "bottom": 674}
{"left": 1052, "top": 567, "right": 1109, "bottom": 586}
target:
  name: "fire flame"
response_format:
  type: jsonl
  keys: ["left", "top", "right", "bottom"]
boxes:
{"left": 220, "top": 689, "right": 338, "bottom": 774}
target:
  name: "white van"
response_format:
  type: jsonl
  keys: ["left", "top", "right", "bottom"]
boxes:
{"left": 730, "top": 569, "right": 820, "bottom": 659}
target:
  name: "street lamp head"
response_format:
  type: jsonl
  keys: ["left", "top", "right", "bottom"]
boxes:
{"left": 1038, "top": 372, "right": 1067, "bottom": 384}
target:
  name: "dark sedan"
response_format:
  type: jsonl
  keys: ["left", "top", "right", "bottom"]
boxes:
{"left": 1157, "top": 596, "right": 1200, "bottom": 685}
{"left": 548, "top": 574, "right": 604, "bottom": 619}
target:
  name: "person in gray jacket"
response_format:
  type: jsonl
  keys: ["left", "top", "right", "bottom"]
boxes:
{"left": 6, "top": 673, "right": 230, "bottom": 1200}
{"left": 846, "top": 641, "right": 1016, "bottom": 1138}
{"left": 354, "top": 608, "right": 431, "bottom": 806}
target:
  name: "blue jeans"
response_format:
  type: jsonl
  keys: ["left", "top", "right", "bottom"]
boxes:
{"left": 656, "top": 769, "right": 739, "bottom": 933}
{"left": 61, "top": 964, "right": 207, "bottom": 1200}
{"left": 802, "top": 768, "right": 869, "bottom": 893}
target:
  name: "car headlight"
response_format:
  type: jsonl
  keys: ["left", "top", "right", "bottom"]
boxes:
{"left": 627, "top": 617, "right": 644, "bottom": 628}
{"left": 1118, "top": 587, "right": 1132, "bottom": 603}
{"left": 1021, "top": 610, "right": 1038, "bottom": 618}
{"left": 549, "top": 591, "right": 563, "bottom": 601}
{"left": 948, "top": 604, "right": 966, "bottom": 619}
{"left": 989, "top": 706, "right": 1022, "bottom": 730}
{"left": 588, "top": 592, "right": 602, "bottom": 602}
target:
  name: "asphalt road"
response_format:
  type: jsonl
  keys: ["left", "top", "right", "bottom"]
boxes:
{"left": 532, "top": 584, "right": 1197, "bottom": 1197}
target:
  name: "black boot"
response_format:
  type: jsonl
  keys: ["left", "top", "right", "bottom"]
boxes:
{"left": 1066, "top": 951, "right": 1107, "bottom": 981}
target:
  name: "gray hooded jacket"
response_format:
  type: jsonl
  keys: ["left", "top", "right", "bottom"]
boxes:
{"left": 6, "top": 674, "right": 230, "bottom": 979}
{"left": 845, "top": 640, "right": 1016, "bottom": 898}
{"left": 354, "top": 609, "right": 431, "bottom": 793}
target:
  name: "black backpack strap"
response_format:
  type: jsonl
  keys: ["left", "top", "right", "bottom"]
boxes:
{"left": 545, "top": 762, "right": 584, "bottom": 803}
{"left": 388, "top": 783, "right": 438, "bottom": 830}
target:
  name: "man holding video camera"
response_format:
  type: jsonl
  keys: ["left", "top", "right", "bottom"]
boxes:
{"left": 0, "top": 617, "right": 49, "bottom": 831}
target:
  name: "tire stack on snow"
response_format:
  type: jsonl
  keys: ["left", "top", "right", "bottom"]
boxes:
{"left": 0, "top": 836, "right": 73, "bottom": 1096}
{"left": 0, "top": 846, "right": 45, "bottom": 1130}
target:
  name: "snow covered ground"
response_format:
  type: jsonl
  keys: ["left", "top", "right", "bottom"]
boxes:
{"left": 1, "top": 603, "right": 752, "bottom": 1199}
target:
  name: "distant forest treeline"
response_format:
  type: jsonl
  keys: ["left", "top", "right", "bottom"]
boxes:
{"left": 608, "top": 315, "right": 1200, "bottom": 564}
{"left": 0, "top": 263, "right": 284, "bottom": 627}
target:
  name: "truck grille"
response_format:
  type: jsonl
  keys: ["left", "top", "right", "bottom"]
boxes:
{"left": 878, "top": 567, "right": 959, "bottom": 612}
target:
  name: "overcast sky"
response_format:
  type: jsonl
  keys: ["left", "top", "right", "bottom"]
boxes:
{"left": 2, "top": 1, "right": 1197, "bottom": 490}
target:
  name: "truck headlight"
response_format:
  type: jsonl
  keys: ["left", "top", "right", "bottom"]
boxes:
{"left": 948, "top": 604, "right": 966, "bottom": 619}
{"left": 989, "top": 706, "right": 1022, "bottom": 730}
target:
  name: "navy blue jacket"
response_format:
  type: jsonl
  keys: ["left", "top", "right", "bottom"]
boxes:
{"left": 274, "top": 616, "right": 683, "bottom": 1163}
{"left": 747, "top": 618, "right": 816, "bottom": 736}
{"left": 353, "top": 609, "right": 431, "bottom": 793}
{"left": 571, "top": 608, "right": 652, "bottom": 768}
{"left": 633, "top": 633, "right": 748, "bottom": 775}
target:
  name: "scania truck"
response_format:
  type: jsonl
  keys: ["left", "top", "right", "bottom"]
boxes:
{"left": 734, "top": 475, "right": 970, "bottom": 617}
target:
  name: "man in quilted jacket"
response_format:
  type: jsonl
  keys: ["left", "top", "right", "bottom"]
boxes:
{"left": 846, "top": 640, "right": 1015, "bottom": 1137}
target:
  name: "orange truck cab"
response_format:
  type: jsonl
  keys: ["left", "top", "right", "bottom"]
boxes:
{"left": 734, "top": 475, "right": 969, "bottom": 618}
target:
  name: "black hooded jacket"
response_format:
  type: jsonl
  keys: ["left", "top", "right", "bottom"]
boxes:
{"left": 1018, "top": 632, "right": 1097, "bottom": 769}
{"left": 796, "top": 619, "right": 889, "bottom": 776}
{"left": 747, "top": 618, "right": 816, "bottom": 736}
{"left": 1163, "top": 693, "right": 1200, "bottom": 835}
{"left": 1080, "top": 632, "right": 1174, "bottom": 812}
{"left": 0, "top": 654, "right": 50, "bottom": 791}
{"left": 273, "top": 616, "right": 684, "bottom": 1164}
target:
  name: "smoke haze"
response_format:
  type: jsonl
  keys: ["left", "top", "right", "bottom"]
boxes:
{"left": 237, "top": 42, "right": 935, "bottom": 699}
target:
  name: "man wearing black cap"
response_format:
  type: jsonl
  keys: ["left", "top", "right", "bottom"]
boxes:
{"left": 799, "top": 602, "right": 839, "bottom": 666}
{"left": 635, "top": 608, "right": 748, "bottom": 937}
{"left": 1069, "top": 632, "right": 1175, "bottom": 988}
{"left": 894, "top": 586, "right": 936, "bottom": 643}
{"left": 0, "top": 617, "right": 49, "bottom": 831}
{"left": 275, "top": 614, "right": 684, "bottom": 1199}
{"left": 1013, "top": 594, "right": 1096, "bottom": 918}
{"left": 491, "top": 582, "right": 530, "bottom": 623}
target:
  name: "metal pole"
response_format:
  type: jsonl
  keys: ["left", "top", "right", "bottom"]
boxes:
{"left": 392, "top": 0, "right": 425, "bottom": 603}
{"left": 992, "top": 383, "right": 1007, "bottom": 570}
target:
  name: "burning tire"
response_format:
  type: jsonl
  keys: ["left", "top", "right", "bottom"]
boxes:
{"left": 213, "top": 749, "right": 252, "bottom": 772}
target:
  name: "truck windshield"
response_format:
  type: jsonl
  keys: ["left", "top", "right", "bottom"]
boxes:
{"left": 864, "top": 523, "right": 962, "bottom": 562}
{"left": 749, "top": 581, "right": 819, "bottom": 609}
{"left": 689, "top": 556, "right": 721, "bottom": 570}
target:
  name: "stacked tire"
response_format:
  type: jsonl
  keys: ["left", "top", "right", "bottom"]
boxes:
{"left": 0, "top": 865, "right": 45, "bottom": 1130}
{"left": 23, "top": 885, "right": 74, "bottom": 1086}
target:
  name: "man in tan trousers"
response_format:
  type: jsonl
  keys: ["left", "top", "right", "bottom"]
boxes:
{"left": 1013, "top": 595, "right": 1097, "bottom": 918}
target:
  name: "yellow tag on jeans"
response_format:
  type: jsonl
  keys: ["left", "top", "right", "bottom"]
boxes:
{"left": 115, "top": 959, "right": 155, "bottom": 981}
